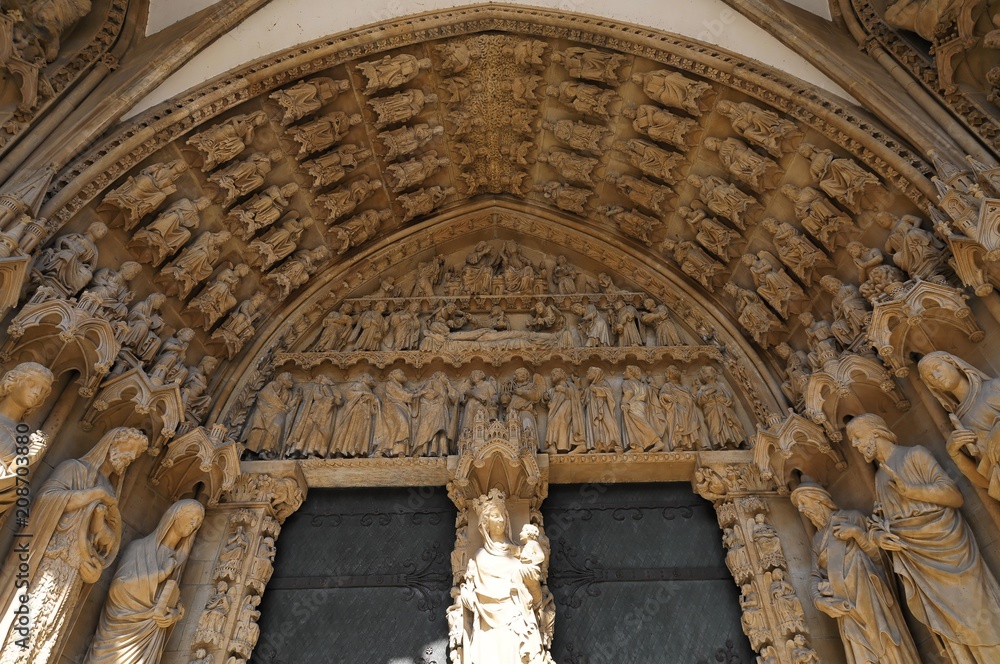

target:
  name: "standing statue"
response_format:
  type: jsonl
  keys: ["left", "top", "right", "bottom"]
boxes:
{"left": 269, "top": 77, "right": 350, "bottom": 125}
{"left": 128, "top": 197, "right": 211, "bottom": 267}
{"left": 918, "top": 351, "right": 1000, "bottom": 501}
{"left": 0, "top": 363, "right": 53, "bottom": 514}
{"left": 317, "top": 177, "right": 382, "bottom": 223}
{"left": 742, "top": 251, "right": 807, "bottom": 319}
{"left": 99, "top": 160, "right": 188, "bottom": 230}
{"left": 874, "top": 212, "right": 949, "bottom": 281}
{"left": 582, "top": 367, "right": 622, "bottom": 453}
{"left": 180, "top": 356, "right": 218, "bottom": 427}
{"left": 413, "top": 372, "right": 459, "bottom": 457}
{"left": 553, "top": 46, "right": 627, "bottom": 83}
{"left": 264, "top": 246, "right": 329, "bottom": 301}
{"left": 84, "top": 500, "right": 205, "bottom": 664}
{"left": 247, "top": 215, "right": 314, "bottom": 271}
{"left": 543, "top": 369, "right": 587, "bottom": 454}
{"left": 460, "top": 370, "right": 499, "bottom": 433}
{"left": 695, "top": 366, "right": 745, "bottom": 449}
{"left": 503, "top": 369, "right": 546, "bottom": 442}
{"left": 373, "top": 369, "right": 416, "bottom": 457}
{"left": 623, "top": 104, "right": 700, "bottom": 149}
{"left": 209, "top": 151, "right": 283, "bottom": 206}
{"left": 790, "top": 482, "right": 920, "bottom": 663}
{"left": 0, "top": 428, "right": 149, "bottom": 664}
{"left": 243, "top": 372, "right": 297, "bottom": 459}
{"left": 186, "top": 111, "right": 268, "bottom": 170}
{"left": 577, "top": 303, "right": 612, "bottom": 347}
{"left": 687, "top": 174, "right": 760, "bottom": 230}
{"left": 820, "top": 276, "right": 870, "bottom": 348}
{"left": 356, "top": 54, "right": 431, "bottom": 94}
{"left": 845, "top": 414, "right": 1000, "bottom": 663}
{"left": 184, "top": 263, "right": 250, "bottom": 330}
{"left": 620, "top": 365, "right": 666, "bottom": 453}
{"left": 452, "top": 490, "right": 553, "bottom": 664}
{"left": 367, "top": 90, "right": 437, "bottom": 129}
{"left": 659, "top": 365, "right": 705, "bottom": 451}
{"left": 797, "top": 144, "right": 887, "bottom": 213}
{"left": 157, "top": 230, "right": 232, "bottom": 299}
{"left": 287, "top": 112, "right": 362, "bottom": 156}
{"left": 226, "top": 185, "right": 298, "bottom": 240}
{"left": 631, "top": 69, "right": 713, "bottom": 116}
{"left": 640, "top": 299, "right": 682, "bottom": 346}
{"left": 331, "top": 374, "right": 379, "bottom": 457}
{"left": 760, "top": 217, "right": 831, "bottom": 286}
{"left": 284, "top": 376, "right": 341, "bottom": 458}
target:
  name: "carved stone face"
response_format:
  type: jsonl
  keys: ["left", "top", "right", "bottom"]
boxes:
{"left": 9, "top": 370, "right": 52, "bottom": 412}
{"left": 174, "top": 503, "right": 206, "bottom": 538}
{"left": 846, "top": 419, "right": 879, "bottom": 463}
{"left": 514, "top": 368, "right": 530, "bottom": 383}
{"left": 484, "top": 510, "right": 507, "bottom": 541}
{"left": 918, "top": 356, "right": 962, "bottom": 393}
{"left": 110, "top": 434, "right": 147, "bottom": 474}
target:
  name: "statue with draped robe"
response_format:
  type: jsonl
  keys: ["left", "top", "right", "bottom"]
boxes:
{"left": 452, "top": 490, "right": 553, "bottom": 664}
{"left": 918, "top": 351, "right": 1000, "bottom": 502}
{"left": 84, "top": 499, "right": 205, "bottom": 664}
{"left": 846, "top": 414, "right": 1000, "bottom": 663}
{"left": 791, "top": 482, "right": 920, "bottom": 664}
{"left": 0, "top": 427, "right": 149, "bottom": 664}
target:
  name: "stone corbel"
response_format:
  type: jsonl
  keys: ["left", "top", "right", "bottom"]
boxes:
{"left": 161, "top": 469, "right": 306, "bottom": 664}
{"left": 81, "top": 367, "right": 184, "bottom": 453}
{"left": 1, "top": 293, "right": 120, "bottom": 396}
{"left": 753, "top": 411, "right": 846, "bottom": 491}
{"left": 803, "top": 352, "right": 909, "bottom": 441}
{"left": 151, "top": 424, "right": 242, "bottom": 506}
{"left": 866, "top": 279, "right": 983, "bottom": 376}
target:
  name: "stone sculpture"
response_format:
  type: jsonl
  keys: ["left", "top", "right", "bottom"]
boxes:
{"left": 620, "top": 365, "right": 665, "bottom": 452}
{"left": 331, "top": 209, "right": 390, "bottom": 255}
{"left": 537, "top": 148, "right": 598, "bottom": 185}
{"left": 84, "top": 500, "right": 205, "bottom": 664}
{"left": 583, "top": 367, "right": 622, "bottom": 453}
{"left": 542, "top": 119, "right": 613, "bottom": 155}
{"left": 31, "top": 221, "right": 107, "bottom": 297}
{"left": 99, "top": 160, "right": 188, "bottom": 230}
{"left": 285, "top": 376, "right": 341, "bottom": 458}
{"left": 186, "top": 112, "right": 268, "bottom": 170}
{"left": 386, "top": 151, "right": 449, "bottom": 191}
{"left": 543, "top": 368, "right": 587, "bottom": 454}
{"left": 157, "top": 230, "right": 232, "bottom": 299}
{"left": 623, "top": 104, "right": 700, "bottom": 149}
{"left": 552, "top": 47, "right": 627, "bottom": 83}
{"left": 760, "top": 217, "right": 832, "bottom": 286}
{"left": 316, "top": 176, "right": 382, "bottom": 223}
{"left": 678, "top": 206, "right": 740, "bottom": 259}
{"left": 0, "top": 428, "right": 149, "bottom": 664}
{"left": 687, "top": 174, "right": 760, "bottom": 230}
{"left": 356, "top": 54, "right": 431, "bottom": 94}
{"left": 287, "top": 112, "right": 362, "bottom": 156}
{"left": 244, "top": 372, "right": 297, "bottom": 459}
{"left": 248, "top": 215, "right": 313, "bottom": 271}
{"left": 302, "top": 145, "right": 370, "bottom": 188}
{"left": 379, "top": 123, "right": 443, "bottom": 160}
{"left": 209, "top": 151, "right": 283, "bottom": 206}
{"left": 791, "top": 482, "right": 920, "bottom": 663}
{"left": 918, "top": 351, "right": 1000, "bottom": 501}
{"left": 631, "top": 69, "right": 713, "bottom": 115}
{"left": 0, "top": 362, "right": 52, "bottom": 513}
{"left": 695, "top": 366, "right": 745, "bottom": 449}
{"left": 452, "top": 490, "right": 553, "bottom": 663}
{"left": 331, "top": 374, "right": 378, "bottom": 457}
{"left": 659, "top": 365, "right": 705, "bottom": 451}
{"left": 846, "top": 414, "right": 1000, "bottom": 663}
{"left": 128, "top": 197, "right": 211, "bottom": 267}
{"left": 269, "top": 77, "right": 350, "bottom": 125}
{"left": 367, "top": 90, "right": 437, "bottom": 129}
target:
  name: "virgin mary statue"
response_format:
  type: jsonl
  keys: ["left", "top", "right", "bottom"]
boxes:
{"left": 452, "top": 490, "right": 553, "bottom": 664}
{"left": 85, "top": 499, "right": 206, "bottom": 664}
{"left": 917, "top": 351, "right": 1000, "bottom": 500}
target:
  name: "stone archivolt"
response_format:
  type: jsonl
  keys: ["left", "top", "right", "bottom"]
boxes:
{"left": 3, "top": 7, "right": 1000, "bottom": 664}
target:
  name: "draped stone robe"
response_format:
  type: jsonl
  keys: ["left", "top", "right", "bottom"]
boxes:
{"left": 874, "top": 446, "right": 1000, "bottom": 663}
{"left": 811, "top": 510, "right": 919, "bottom": 663}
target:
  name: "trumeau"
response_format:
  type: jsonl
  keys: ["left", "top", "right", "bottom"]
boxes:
{"left": 132, "top": 0, "right": 853, "bottom": 117}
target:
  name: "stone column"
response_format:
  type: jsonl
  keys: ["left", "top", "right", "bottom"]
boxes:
{"left": 695, "top": 459, "right": 839, "bottom": 664}
{"left": 161, "top": 469, "right": 306, "bottom": 664}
